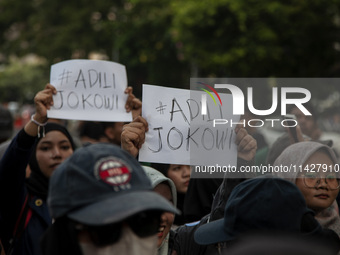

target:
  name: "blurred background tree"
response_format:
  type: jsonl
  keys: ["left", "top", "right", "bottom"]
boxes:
{"left": 171, "top": 0, "right": 340, "bottom": 77}
{"left": 0, "top": 0, "right": 340, "bottom": 104}
{"left": 0, "top": 56, "right": 47, "bottom": 103}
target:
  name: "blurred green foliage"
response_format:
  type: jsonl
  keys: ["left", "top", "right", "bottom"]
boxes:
{"left": 0, "top": 0, "right": 339, "bottom": 104}
{"left": 171, "top": 0, "right": 340, "bottom": 77}
{"left": 0, "top": 57, "right": 49, "bottom": 103}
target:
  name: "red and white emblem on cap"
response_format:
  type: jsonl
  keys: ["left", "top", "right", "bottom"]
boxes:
{"left": 95, "top": 157, "right": 132, "bottom": 186}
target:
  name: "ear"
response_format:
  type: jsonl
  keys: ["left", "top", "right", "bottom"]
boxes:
{"left": 104, "top": 126, "right": 116, "bottom": 141}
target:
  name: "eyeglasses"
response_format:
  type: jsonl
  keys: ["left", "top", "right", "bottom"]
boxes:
{"left": 75, "top": 210, "right": 161, "bottom": 247}
{"left": 302, "top": 172, "right": 340, "bottom": 190}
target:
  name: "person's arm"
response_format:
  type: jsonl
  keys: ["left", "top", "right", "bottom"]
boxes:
{"left": 0, "top": 84, "right": 56, "bottom": 244}
{"left": 0, "top": 83, "right": 56, "bottom": 191}
{"left": 24, "top": 83, "right": 56, "bottom": 136}
{"left": 121, "top": 116, "right": 148, "bottom": 157}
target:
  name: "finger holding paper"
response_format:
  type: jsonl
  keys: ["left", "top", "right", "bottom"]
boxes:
{"left": 125, "top": 86, "right": 142, "bottom": 119}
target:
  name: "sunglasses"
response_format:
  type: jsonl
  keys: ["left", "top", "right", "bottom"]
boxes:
{"left": 74, "top": 211, "right": 161, "bottom": 247}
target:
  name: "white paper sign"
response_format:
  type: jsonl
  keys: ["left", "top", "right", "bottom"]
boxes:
{"left": 139, "top": 84, "right": 240, "bottom": 167}
{"left": 48, "top": 59, "right": 132, "bottom": 122}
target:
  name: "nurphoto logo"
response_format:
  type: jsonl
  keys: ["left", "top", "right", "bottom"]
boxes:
{"left": 199, "top": 83, "right": 311, "bottom": 128}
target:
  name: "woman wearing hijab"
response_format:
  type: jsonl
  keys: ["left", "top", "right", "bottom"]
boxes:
{"left": 143, "top": 166, "right": 177, "bottom": 255}
{"left": 273, "top": 141, "right": 340, "bottom": 237}
{"left": 149, "top": 163, "right": 190, "bottom": 226}
{"left": 0, "top": 84, "right": 76, "bottom": 255}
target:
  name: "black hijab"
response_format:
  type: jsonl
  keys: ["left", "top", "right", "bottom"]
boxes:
{"left": 26, "top": 123, "right": 76, "bottom": 200}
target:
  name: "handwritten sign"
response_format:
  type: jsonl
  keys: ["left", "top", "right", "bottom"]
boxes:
{"left": 48, "top": 59, "right": 132, "bottom": 122}
{"left": 139, "top": 84, "right": 240, "bottom": 167}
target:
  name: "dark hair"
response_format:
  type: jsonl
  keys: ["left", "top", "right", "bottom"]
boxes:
{"left": 99, "top": 121, "right": 117, "bottom": 130}
{"left": 150, "top": 163, "right": 170, "bottom": 177}
{"left": 78, "top": 121, "right": 105, "bottom": 140}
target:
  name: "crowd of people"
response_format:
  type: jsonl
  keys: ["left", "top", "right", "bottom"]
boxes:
{"left": 0, "top": 83, "right": 340, "bottom": 255}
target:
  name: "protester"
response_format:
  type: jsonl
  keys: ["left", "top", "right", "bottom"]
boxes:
{"left": 266, "top": 102, "right": 340, "bottom": 167}
{"left": 182, "top": 123, "right": 257, "bottom": 223}
{"left": 99, "top": 121, "right": 127, "bottom": 145}
{"left": 40, "top": 143, "right": 178, "bottom": 255}
{"left": 98, "top": 86, "right": 142, "bottom": 146}
{"left": 265, "top": 115, "right": 312, "bottom": 166}
{"left": 273, "top": 141, "right": 340, "bottom": 237}
{"left": 287, "top": 103, "right": 340, "bottom": 157}
{"left": 266, "top": 130, "right": 304, "bottom": 165}
{"left": 193, "top": 177, "right": 340, "bottom": 255}
{"left": 121, "top": 115, "right": 258, "bottom": 254}
{"left": 121, "top": 117, "right": 258, "bottom": 225}
{"left": 143, "top": 166, "right": 177, "bottom": 254}
{"left": 0, "top": 104, "right": 14, "bottom": 160}
{"left": 171, "top": 177, "right": 247, "bottom": 255}
{"left": 170, "top": 142, "right": 340, "bottom": 255}
{"left": 150, "top": 163, "right": 190, "bottom": 226}
{"left": 72, "top": 86, "right": 142, "bottom": 148}
{"left": 77, "top": 121, "right": 109, "bottom": 146}
{"left": 287, "top": 102, "right": 321, "bottom": 142}
{"left": 0, "top": 84, "right": 76, "bottom": 255}
{"left": 183, "top": 177, "right": 223, "bottom": 223}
